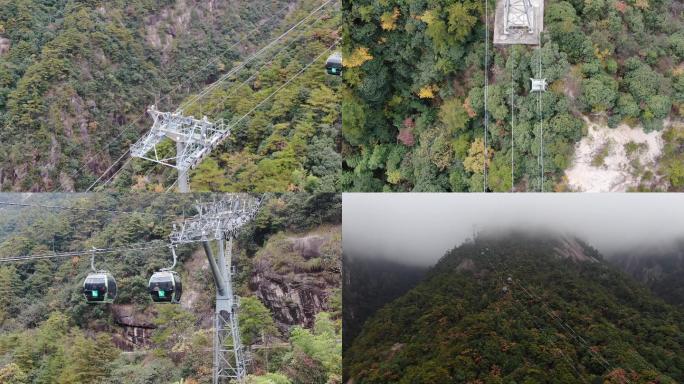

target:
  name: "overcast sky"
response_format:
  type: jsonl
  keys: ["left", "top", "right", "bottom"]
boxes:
{"left": 343, "top": 193, "right": 684, "bottom": 266}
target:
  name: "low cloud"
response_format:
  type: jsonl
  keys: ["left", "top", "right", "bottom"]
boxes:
{"left": 343, "top": 193, "right": 684, "bottom": 266}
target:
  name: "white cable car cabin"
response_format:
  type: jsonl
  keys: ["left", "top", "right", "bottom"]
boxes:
{"left": 83, "top": 272, "right": 117, "bottom": 303}
{"left": 325, "top": 51, "right": 343, "bottom": 76}
{"left": 531, "top": 78, "right": 547, "bottom": 92}
{"left": 148, "top": 270, "right": 183, "bottom": 303}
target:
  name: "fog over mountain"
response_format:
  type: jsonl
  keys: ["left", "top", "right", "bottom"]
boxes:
{"left": 343, "top": 193, "right": 684, "bottom": 266}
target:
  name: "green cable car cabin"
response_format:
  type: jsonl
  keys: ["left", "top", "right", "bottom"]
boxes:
{"left": 83, "top": 272, "right": 117, "bottom": 303}
{"left": 325, "top": 52, "right": 342, "bottom": 76}
{"left": 148, "top": 271, "right": 183, "bottom": 303}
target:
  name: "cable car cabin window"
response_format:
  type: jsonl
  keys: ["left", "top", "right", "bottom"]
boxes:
{"left": 84, "top": 277, "right": 106, "bottom": 302}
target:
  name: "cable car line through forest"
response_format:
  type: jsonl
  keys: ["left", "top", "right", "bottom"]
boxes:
{"left": 52, "top": 3, "right": 295, "bottom": 193}
{"left": 479, "top": 248, "right": 623, "bottom": 379}
{"left": 0, "top": 241, "right": 168, "bottom": 263}
{"left": 480, "top": 253, "right": 586, "bottom": 380}
{"left": 176, "top": 0, "right": 337, "bottom": 113}
{"left": 502, "top": 276, "right": 589, "bottom": 383}
{"left": 484, "top": 0, "right": 490, "bottom": 192}
{"left": 89, "top": 4, "right": 335, "bottom": 192}
{"left": 509, "top": 278, "right": 624, "bottom": 379}
{"left": 0, "top": 200, "right": 179, "bottom": 218}
{"left": 97, "top": 38, "right": 340, "bottom": 192}
{"left": 88, "top": 1, "right": 340, "bottom": 192}
{"left": 511, "top": 68, "right": 515, "bottom": 192}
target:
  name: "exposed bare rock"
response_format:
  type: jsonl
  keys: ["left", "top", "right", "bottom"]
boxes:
{"left": 456, "top": 258, "right": 475, "bottom": 272}
{"left": 111, "top": 304, "right": 157, "bottom": 351}
{"left": 0, "top": 37, "right": 9, "bottom": 55}
{"left": 554, "top": 237, "right": 598, "bottom": 263}
{"left": 249, "top": 226, "right": 341, "bottom": 331}
{"left": 291, "top": 235, "right": 326, "bottom": 259}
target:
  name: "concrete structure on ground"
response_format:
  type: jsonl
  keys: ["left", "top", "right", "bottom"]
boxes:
{"left": 493, "top": 0, "right": 544, "bottom": 46}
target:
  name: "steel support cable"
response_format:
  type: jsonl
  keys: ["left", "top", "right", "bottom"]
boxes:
{"left": 85, "top": 149, "right": 130, "bottom": 192}
{"left": 0, "top": 241, "right": 169, "bottom": 263}
{"left": 88, "top": 1, "right": 335, "bottom": 191}
{"left": 52, "top": 2, "right": 299, "bottom": 192}
{"left": 213, "top": 40, "right": 340, "bottom": 146}
{"left": 199, "top": 8, "right": 333, "bottom": 113}
{"left": 538, "top": 45, "right": 544, "bottom": 192}
{"left": 177, "top": 0, "right": 337, "bottom": 113}
{"left": 0, "top": 201, "right": 178, "bottom": 218}
{"left": 507, "top": 284, "right": 589, "bottom": 383}
{"left": 480, "top": 255, "right": 587, "bottom": 382}
{"left": 99, "top": 14, "right": 332, "bottom": 191}
{"left": 509, "top": 279, "right": 623, "bottom": 378}
{"left": 511, "top": 65, "right": 515, "bottom": 192}
{"left": 479, "top": 249, "right": 614, "bottom": 377}
{"left": 484, "top": 0, "right": 490, "bottom": 192}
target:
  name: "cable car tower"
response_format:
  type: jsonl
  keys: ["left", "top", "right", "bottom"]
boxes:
{"left": 171, "top": 195, "right": 260, "bottom": 383}
{"left": 130, "top": 106, "right": 228, "bottom": 193}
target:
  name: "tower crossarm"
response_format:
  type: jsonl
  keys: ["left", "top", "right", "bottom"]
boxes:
{"left": 170, "top": 195, "right": 261, "bottom": 243}
{"left": 130, "top": 105, "right": 229, "bottom": 172}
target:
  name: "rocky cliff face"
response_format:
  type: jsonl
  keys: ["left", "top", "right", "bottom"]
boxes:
{"left": 249, "top": 225, "right": 341, "bottom": 331}
{"left": 111, "top": 304, "right": 157, "bottom": 351}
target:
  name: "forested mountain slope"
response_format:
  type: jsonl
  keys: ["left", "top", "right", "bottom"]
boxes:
{"left": 608, "top": 240, "right": 684, "bottom": 307}
{"left": 0, "top": 193, "right": 342, "bottom": 383}
{"left": 342, "top": 255, "right": 426, "bottom": 350}
{"left": 344, "top": 232, "right": 684, "bottom": 383}
{"left": 0, "top": 0, "right": 341, "bottom": 193}
{"left": 342, "top": 0, "right": 684, "bottom": 191}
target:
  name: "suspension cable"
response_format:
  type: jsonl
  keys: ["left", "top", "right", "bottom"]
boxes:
{"left": 480, "top": 249, "right": 620, "bottom": 380}
{"left": 0, "top": 200, "right": 179, "bottom": 218}
{"left": 538, "top": 44, "right": 544, "bottom": 192}
{"left": 484, "top": 0, "right": 489, "bottom": 192}
{"left": 89, "top": 2, "right": 337, "bottom": 191}
{"left": 0, "top": 241, "right": 168, "bottom": 263}
{"left": 53, "top": 1, "right": 313, "bottom": 192}
{"left": 177, "top": 0, "right": 336, "bottom": 113}
{"left": 215, "top": 40, "right": 340, "bottom": 144}
{"left": 511, "top": 64, "right": 515, "bottom": 192}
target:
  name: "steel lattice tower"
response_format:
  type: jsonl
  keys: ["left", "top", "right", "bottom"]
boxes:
{"left": 171, "top": 195, "right": 260, "bottom": 383}
{"left": 504, "top": 0, "right": 535, "bottom": 35}
{"left": 130, "top": 106, "right": 229, "bottom": 193}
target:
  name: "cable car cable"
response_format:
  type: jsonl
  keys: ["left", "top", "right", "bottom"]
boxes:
{"left": 89, "top": 1, "right": 337, "bottom": 191}
{"left": 479, "top": 248, "right": 620, "bottom": 378}
{"left": 177, "top": 0, "right": 337, "bottom": 112}
{"left": 0, "top": 241, "right": 168, "bottom": 263}
{"left": 188, "top": 6, "right": 333, "bottom": 120}
{"left": 55, "top": 1, "right": 317, "bottom": 193}
{"left": 511, "top": 65, "right": 515, "bottom": 192}
{"left": 483, "top": 0, "right": 489, "bottom": 192}
{"left": 211, "top": 40, "right": 340, "bottom": 148}
{"left": 0, "top": 200, "right": 179, "bottom": 218}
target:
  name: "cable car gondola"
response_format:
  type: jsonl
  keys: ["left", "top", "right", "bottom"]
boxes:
{"left": 148, "top": 246, "right": 182, "bottom": 303}
{"left": 149, "top": 270, "right": 182, "bottom": 303}
{"left": 325, "top": 51, "right": 343, "bottom": 76}
{"left": 83, "top": 249, "right": 117, "bottom": 303}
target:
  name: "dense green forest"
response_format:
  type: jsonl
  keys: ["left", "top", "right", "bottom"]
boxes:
{"left": 342, "top": 255, "right": 426, "bottom": 350}
{"left": 0, "top": 193, "right": 342, "bottom": 383}
{"left": 344, "top": 232, "right": 684, "bottom": 383}
{"left": 341, "top": 0, "right": 684, "bottom": 191}
{"left": 0, "top": 0, "right": 341, "bottom": 193}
